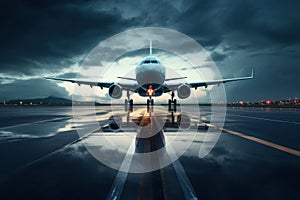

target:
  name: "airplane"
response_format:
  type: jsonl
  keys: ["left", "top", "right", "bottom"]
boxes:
{"left": 46, "top": 41, "right": 253, "bottom": 112}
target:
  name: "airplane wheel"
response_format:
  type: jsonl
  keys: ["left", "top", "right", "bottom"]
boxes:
{"left": 168, "top": 99, "right": 172, "bottom": 112}
{"left": 129, "top": 99, "right": 133, "bottom": 111}
{"left": 146, "top": 99, "right": 150, "bottom": 112}
{"left": 173, "top": 99, "right": 177, "bottom": 112}
{"left": 125, "top": 99, "right": 128, "bottom": 111}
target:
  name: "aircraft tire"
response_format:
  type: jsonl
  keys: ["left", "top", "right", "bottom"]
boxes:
{"left": 173, "top": 99, "right": 177, "bottom": 112}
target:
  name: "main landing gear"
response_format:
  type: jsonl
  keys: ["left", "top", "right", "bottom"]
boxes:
{"left": 168, "top": 91, "right": 177, "bottom": 112}
{"left": 125, "top": 90, "right": 133, "bottom": 112}
{"left": 124, "top": 90, "right": 177, "bottom": 113}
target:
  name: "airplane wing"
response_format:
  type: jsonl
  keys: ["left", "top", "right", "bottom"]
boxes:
{"left": 165, "top": 70, "right": 253, "bottom": 90}
{"left": 117, "top": 76, "right": 136, "bottom": 81}
{"left": 165, "top": 77, "right": 187, "bottom": 81}
{"left": 45, "top": 77, "right": 138, "bottom": 91}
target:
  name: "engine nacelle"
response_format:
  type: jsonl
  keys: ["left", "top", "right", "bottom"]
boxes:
{"left": 109, "top": 84, "right": 123, "bottom": 99}
{"left": 177, "top": 84, "right": 191, "bottom": 99}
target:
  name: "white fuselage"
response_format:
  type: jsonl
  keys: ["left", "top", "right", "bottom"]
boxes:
{"left": 135, "top": 56, "right": 166, "bottom": 88}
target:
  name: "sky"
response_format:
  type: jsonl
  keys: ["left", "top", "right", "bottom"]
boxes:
{"left": 0, "top": 0, "right": 299, "bottom": 103}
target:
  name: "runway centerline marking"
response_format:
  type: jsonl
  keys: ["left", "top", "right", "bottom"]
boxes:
{"left": 208, "top": 124, "right": 300, "bottom": 157}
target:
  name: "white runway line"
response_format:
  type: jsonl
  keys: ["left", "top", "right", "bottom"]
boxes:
{"left": 209, "top": 124, "right": 300, "bottom": 157}
{"left": 213, "top": 112, "right": 300, "bottom": 125}
{"left": 166, "top": 137, "right": 198, "bottom": 200}
{"left": 0, "top": 116, "right": 71, "bottom": 130}
{"left": 106, "top": 138, "right": 135, "bottom": 200}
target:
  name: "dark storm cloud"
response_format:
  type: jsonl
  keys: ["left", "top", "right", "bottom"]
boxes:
{"left": 0, "top": 0, "right": 299, "bottom": 100}
{"left": 2, "top": 0, "right": 298, "bottom": 74}
{"left": 0, "top": 78, "right": 70, "bottom": 101}
{"left": 0, "top": 0, "right": 130, "bottom": 76}
{"left": 224, "top": 55, "right": 300, "bottom": 101}
{"left": 176, "top": 0, "right": 300, "bottom": 54}
{"left": 171, "top": 0, "right": 299, "bottom": 101}
{"left": 210, "top": 51, "right": 227, "bottom": 62}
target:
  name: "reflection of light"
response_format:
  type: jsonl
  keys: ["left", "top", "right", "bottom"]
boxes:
{"left": 57, "top": 123, "right": 74, "bottom": 132}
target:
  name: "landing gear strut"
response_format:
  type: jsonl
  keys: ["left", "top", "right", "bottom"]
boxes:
{"left": 168, "top": 91, "right": 177, "bottom": 112}
{"left": 125, "top": 90, "right": 133, "bottom": 112}
{"left": 147, "top": 97, "right": 154, "bottom": 113}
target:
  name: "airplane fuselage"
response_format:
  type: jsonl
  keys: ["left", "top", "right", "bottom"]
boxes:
{"left": 135, "top": 56, "right": 166, "bottom": 97}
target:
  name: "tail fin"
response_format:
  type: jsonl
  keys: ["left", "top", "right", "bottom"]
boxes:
{"left": 149, "top": 40, "right": 152, "bottom": 56}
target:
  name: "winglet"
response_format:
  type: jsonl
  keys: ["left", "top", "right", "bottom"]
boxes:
{"left": 251, "top": 69, "right": 254, "bottom": 78}
{"left": 149, "top": 40, "right": 152, "bottom": 56}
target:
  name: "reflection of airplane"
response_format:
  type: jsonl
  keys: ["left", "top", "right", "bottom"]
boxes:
{"left": 46, "top": 41, "right": 253, "bottom": 111}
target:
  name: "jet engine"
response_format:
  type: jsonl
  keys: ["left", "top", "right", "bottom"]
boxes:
{"left": 109, "top": 84, "right": 123, "bottom": 99}
{"left": 177, "top": 84, "right": 191, "bottom": 99}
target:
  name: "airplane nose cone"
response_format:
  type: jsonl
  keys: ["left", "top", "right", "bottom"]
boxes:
{"left": 136, "top": 64, "right": 165, "bottom": 85}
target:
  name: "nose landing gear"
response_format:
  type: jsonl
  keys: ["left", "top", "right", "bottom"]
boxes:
{"left": 147, "top": 97, "right": 154, "bottom": 113}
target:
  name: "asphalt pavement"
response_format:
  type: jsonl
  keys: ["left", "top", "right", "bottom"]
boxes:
{"left": 0, "top": 106, "right": 299, "bottom": 200}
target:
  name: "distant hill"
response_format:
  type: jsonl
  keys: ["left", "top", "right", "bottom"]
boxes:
{"left": 5, "top": 96, "right": 73, "bottom": 105}
{"left": 3, "top": 96, "right": 105, "bottom": 106}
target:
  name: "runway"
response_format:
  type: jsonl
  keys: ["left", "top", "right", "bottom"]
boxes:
{"left": 0, "top": 106, "right": 299, "bottom": 200}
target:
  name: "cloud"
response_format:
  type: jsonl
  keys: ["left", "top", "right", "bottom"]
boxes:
{"left": 0, "top": 0, "right": 129, "bottom": 76}
{"left": 175, "top": 0, "right": 300, "bottom": 55}
{"left": 0, "top": 0, "right": 299, "bottom": 101}
{"left": 210, "top": 51, "right": 228, "bottom": 62}
{"left": 0, "top": 78, "right": 70, "bottom": 101}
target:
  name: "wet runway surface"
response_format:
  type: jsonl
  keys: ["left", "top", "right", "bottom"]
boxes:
{"left": 0, "top": 106, "right": 299, "bottom": 200}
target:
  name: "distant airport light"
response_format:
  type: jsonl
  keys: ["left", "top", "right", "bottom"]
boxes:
{"left": 239, "top": 101, "right": 244, "bottom": 105}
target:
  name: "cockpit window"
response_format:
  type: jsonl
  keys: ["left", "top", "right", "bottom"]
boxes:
{"left": 143, "top": 59, "right": 160, "bottom": 64}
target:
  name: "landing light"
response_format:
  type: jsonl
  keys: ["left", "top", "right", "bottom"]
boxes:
{"left": 146, "top": 85, "right": 155, "bottom": 96}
